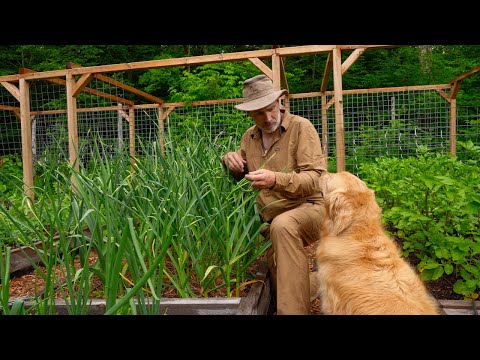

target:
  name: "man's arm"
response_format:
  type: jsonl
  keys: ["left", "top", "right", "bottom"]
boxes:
{"left": 272, "top": 122, "right": 327, "bottom": 198}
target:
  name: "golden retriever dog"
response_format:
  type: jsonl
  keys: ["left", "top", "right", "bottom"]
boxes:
{"left": 310, "top": 171, "right": 440, "bottom": 315}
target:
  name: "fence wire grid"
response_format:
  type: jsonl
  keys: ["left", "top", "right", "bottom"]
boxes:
{"left": 1, "top": 81, "right": 479, "bottom": 176}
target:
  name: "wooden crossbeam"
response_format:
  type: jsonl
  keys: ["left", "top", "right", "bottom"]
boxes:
{"left": 19, "top": 68, "right": 134, "bottom": 106}
{"left": 449, "top": 66, "right": 480, "bottom": 99}
{"left": 1, "top": 81, "right": 20, "bottom": 101}
{"left": 341, "top": 48, "right": 365, "bottom": 75}
{"left": 0, "top": 46, "right": 399, "bottom": 82}
{"left": 66, "top": 62, "right": 164, "bottom": 104}
{"left": 450, "top": 65, "right": 480, "bottom": 84}
{"left": 248, "top": 58, "right": 273, "bottom": 79}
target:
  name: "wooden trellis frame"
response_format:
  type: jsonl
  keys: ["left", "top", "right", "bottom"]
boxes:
{"left": 0, "top": 45, "right": 478, "bottom": 200}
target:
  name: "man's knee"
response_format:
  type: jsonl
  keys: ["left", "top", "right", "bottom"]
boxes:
{"left": 269, "top": 214, "right": 299, "bottom": 243}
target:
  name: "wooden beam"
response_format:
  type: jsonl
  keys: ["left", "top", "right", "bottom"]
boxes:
{"left": 338, "top": 45, "right": 399, "bottom": 51}
{"left": 321, "top": 93, "right": 329, "bottom": 166}
{"left": 0, "top": 71, "right": 64, "bottom": 82}
{"left": 128, "top": 106, "right": 135, "bottom": 172}
{"left": 436, "top": 88, "right": 451, "bottom": 102}
{"left": 1, "top": 81, "right": 20, "bottom": 102}
{"left": 97, "top": 73, "right": 164, "bottom": 104}
{"left": 19, "top": 79, "right": 34, "bottom": 201}
{"left": 272, "top": 52, "right": 281, "bottom": 93}
{"left": 0, "top": 104, "right": 22, "bottom": 122}
{"left": 158, "top": 106, "right": 166, "bottom": 153}
{"left": 290, "top": 84, "right": 451, "bottom": 98}
{"left": 279, "top": 56, "right": 289, "bottom": 93}
{"left": 448, "top": 66, "right": 480, "bottom": 100}
{"left": 0, "top": 104, "right": 20, "bottom": 112}
{"left": 248, "top": 58, "right": 273, "bottom": 79}
{"left": 0, "top": 46, "right": 400, "bottom": 82}
{"left": 275, "top": 45, "right": 336, "bottom": 57}
{"left": 118, "top": 108, "right": 130, "bottom": 122}
{"left": 66, "top": 49, "right": 275, "bottom": 76}
{"left": 321, "top": 52, "right": 333, "bottom": 92}
{"left": 160, "top": 105, "right": 177, "bottom": 122}
{"left": 67, "top": 62, "right": 165, "bottom": 104}
{"left": 450, "top": 98, "right": 457, "bottom": 154}
{"left": 450, "top": 79, "right": 463, "bottom": 99}
{"left": 325, "top": 97, "right": 335, "bottom": 109}
{"left": 332, "top": 47, "right": 345, "bottom": 172}
{"left": 163, "top": 98, "right": 243, "bottom": 107}
{"left": 341, "top": 48, "right": 365, "bottom": 75}
{"left": 449, "top": 65, "right": 480, "bottom": 84}
{"left": 73, "top": 73, "right": 94, "bottom": 97}
{"left": 18, "top": 68, "right": 135, "bottom": 105}
{"left": 65, "top": 71, "right": 79, "bottom": 176}
{"left": 5, "top": 46, "right": 396, "bottom": 81}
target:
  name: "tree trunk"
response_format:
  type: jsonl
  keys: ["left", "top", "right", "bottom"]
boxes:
{"left": 418, "top": 45, "right": 433, "bottom": 78}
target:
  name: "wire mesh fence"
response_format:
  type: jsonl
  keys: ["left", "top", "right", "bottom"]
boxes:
{"left": 1, "top": 80, "right": 479, "bottom": 178}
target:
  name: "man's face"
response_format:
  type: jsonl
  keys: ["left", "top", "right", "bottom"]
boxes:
{"left": 247, "top": 100, "right": 281, "bottom": 134}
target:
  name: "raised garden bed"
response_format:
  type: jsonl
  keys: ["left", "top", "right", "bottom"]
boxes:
{"left": 4, "top": 247, "right": 272, "bottom": 315}
{"left": 437, "top": 300, "right": 479, "bottom": 315}
{"left": 4, "top": 233, "right": 84, "bottom": 277}
{"left": 19, "top": 264, "right": 271, "bottom": 315}
{"left": 4, "top": 243, "right": 477, "bottom": 315}
{"left": 8, "top": 242, "right": 44, "bottom": 275}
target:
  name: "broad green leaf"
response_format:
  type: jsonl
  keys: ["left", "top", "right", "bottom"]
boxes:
{"left": 463, "top": 264, "right": 480, "bottom": 276}
{"left": 444, "top": 263, "right": 454, "bottom": 275}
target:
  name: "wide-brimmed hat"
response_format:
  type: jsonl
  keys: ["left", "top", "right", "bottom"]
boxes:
{"left": 235, "top": 75, "right": 288, "bottom": 112}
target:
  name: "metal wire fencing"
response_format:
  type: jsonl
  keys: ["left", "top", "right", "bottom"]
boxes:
{"left": 1, "top": 83, "right": 479, "bottom": 176}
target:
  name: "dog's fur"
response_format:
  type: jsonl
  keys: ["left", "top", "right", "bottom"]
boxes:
{"left": 310, "top": 171, "right": 440, "bottom": 315}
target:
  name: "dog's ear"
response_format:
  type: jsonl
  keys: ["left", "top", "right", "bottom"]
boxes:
{"left": 325, "top": 189, "right": 379, "bottom": 235}
{"left": 325, "top": 189, "right": 354, "bottom": 235}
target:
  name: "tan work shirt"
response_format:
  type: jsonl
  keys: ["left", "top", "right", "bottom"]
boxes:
{"left": 235, "top": 109, "right": 327, "bottom": 222}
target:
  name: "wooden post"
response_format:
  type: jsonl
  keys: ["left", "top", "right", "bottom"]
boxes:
{"left": 279, "top": 55, "right": 290, "bottom": 111}
{"left": 19, "top": 78, "right": 34, "bottom": 201}
{"left": 271, "top": 53, "right": 281, "bottom": 91}
{"left": 118, "top": 102, "right": 124, "bottom": 151}
{"left": 272, "top": 52, "right": 287, "bottom": 112}
{"left": 65, "top": 71, "right": 79, "bottom": 188}
{"left": 31, "top": 115, "right": 37, "bottom": 164}
{"left": 391, "top": 96, "right": 396, "bottom": 122}
{"left": 321, "top": 92, "right": 329, "bottom": 167}
{"left": 332, "top": 47, "right": 345, "bottom": 172}
{"left": 450, "top": 98, "right": 457, "bottom": 155}
{"left": 158, "top": 105, "right": 165, "bottom": 153}
{"left": 129, "top": 106, "right": 135, "bottom": 172}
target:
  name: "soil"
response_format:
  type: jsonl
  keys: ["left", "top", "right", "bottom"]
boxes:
{"left": 4, "top": 241, "right": 462, "bottom": 315}
{"left": 5, "top": 248, "right": 257, "bottom": 302}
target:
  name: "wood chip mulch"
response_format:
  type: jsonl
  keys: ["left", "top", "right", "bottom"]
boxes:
{"left": 3, "top": 241, "right": 460, "bottom": 315}
{"left": 4, "top": 248, "right": 259, "bottom": 302}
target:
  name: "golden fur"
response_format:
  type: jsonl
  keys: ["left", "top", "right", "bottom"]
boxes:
{"left": 311, "top": 171, "right": 440, "bottom": 315}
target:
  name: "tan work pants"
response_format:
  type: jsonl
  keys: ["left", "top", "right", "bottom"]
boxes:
{"left": 262, "top": 201, "right": 324, "bottom": 315}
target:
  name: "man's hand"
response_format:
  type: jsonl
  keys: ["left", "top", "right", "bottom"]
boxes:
{"left": 223, "top": 152, "right": 247, "bottom": 174}
{"left": 245, "top": 169, "right": 276, "bottom": 190}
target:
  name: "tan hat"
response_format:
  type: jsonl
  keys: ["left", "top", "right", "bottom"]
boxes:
{"left": 235, "top": 75, "right": 288, "bottom": 111}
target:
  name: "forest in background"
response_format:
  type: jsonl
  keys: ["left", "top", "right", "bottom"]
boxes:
{"left": 0, "top": 45, "right": 478, "bottom": 106}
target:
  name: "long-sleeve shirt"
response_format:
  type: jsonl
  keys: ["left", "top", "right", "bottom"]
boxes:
{"left": 234, "top": 109, "right": 327, "bottom": 223}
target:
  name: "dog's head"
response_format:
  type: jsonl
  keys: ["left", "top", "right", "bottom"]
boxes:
{"left": 321, "top": 171, "right": 382, "bottom": 235}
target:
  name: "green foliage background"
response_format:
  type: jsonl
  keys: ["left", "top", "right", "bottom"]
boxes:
{"left": 0, "top": 45, "right": 479, "bottom": 104}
